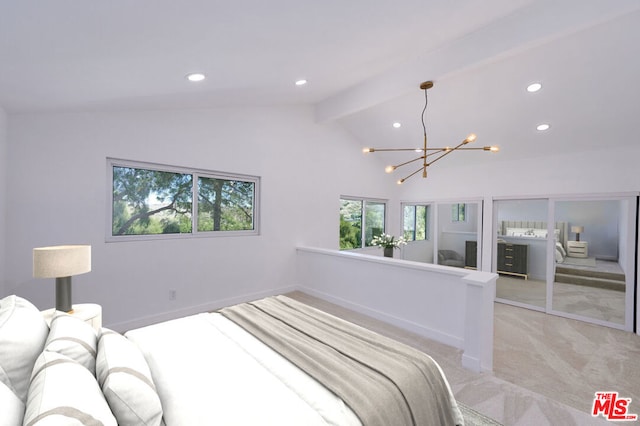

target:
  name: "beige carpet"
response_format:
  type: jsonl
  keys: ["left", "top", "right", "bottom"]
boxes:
{"left": 561, "top": 256, "right": 597, "bottom": 267}
{"left": 493, "top": 302, "right": 640, "bottom": 415}
{"left": 286, "top": 291, "right": 622, "bottom": 425}
{"left": 496, "top": 276, "right": 626, "bottom": 325}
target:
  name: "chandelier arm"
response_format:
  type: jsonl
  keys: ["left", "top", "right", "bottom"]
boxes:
{"left": 425, "top": 149, "right": 449, "bottom": 158}
{"left": 373, "top": 147, "right": 456, "bottom": 152}
{"left": 426, "top": 141, "right": 467, "bottom": 167}
{"left": 400, "top": 166, "right": 425, "bottom": 183}
{"left": 392, "top": 155, "right": 425, "bottom": 170}
{"left": 368, "top": 148, "right": 428, "bottom": 152}
{"left": 455, "top": 147, "right": 495, "bottom": 151}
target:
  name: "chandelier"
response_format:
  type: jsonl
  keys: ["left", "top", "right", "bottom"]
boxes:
{"left": 363, "top": 81, "right": 499, "bottom": 184}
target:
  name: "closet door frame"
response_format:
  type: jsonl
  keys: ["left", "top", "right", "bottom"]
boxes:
{"left": 491, "top": 192, "right": 638, "bottom": 332}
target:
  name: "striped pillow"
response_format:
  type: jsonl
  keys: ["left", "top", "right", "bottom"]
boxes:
{"left": 97, "top": 329, "right": 164, "bottom": 426}
{"left": 0, "top": 295, "right": 49, "bottom": 403}
{"left": 45, "top": 312, "right": 98, "bottom": 375}
{"left": 0, "top": 378, "right": 24, "bottom": 426}
{"left": 23, "top": 351, "right": 117, "bottom": 426}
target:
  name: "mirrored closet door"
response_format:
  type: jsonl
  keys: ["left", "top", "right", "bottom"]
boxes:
{"left": 493, "top": 199, "right": 549, "bottom": 310}
{"left": 494, "top": 195, "right": 637, "bottom": 331}
{"left": 401, "top": 202, "right": 434, "bottom": 264}
{"left": 551, "top": 197, "right": 636, "bottom": 329}
{"left": 435, "top": 202, "right": 481, "bottom": 269}
{"left": 401, "top": 200, "right": 482, "bottom": 268}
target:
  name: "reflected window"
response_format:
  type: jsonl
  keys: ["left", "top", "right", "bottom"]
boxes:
{"left": 452, "top": 203, "right": 466, "bottom": 222}
{"left": 403, "top": 204, "right": 429, "bottom": 241}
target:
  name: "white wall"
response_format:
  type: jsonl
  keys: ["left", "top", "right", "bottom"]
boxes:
{"left": 0, "top": 107, "right": 6, "bottom": 297}
{"left": 397, "top": 146, "right": 640, "bottom": 201}
{"left": 5, "top": 106, "right": 396, "bottom": 328}
{"left": 556, "top": 200, "right": 620, "bottom": 260}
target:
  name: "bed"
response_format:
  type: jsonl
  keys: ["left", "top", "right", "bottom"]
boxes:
{"left": 1, "top": 294, "right": 464, "bottom": 426}
{"left": 499, "top": 220, "right": 569, "bottom": 263}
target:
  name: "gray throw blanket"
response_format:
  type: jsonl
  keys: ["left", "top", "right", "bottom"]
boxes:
{"left": 220, "top": 296, "right": 464, "bottom": 426}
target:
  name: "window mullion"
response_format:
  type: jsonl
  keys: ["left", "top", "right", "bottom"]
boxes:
{"left": 192, "top": 173, "right": 198, "bottom": 234}
{"left": 361, "top": 201, "right": 366, "bottom": 248}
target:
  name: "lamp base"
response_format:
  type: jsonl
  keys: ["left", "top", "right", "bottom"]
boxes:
{"left": 55, "top": 276, "right": 73, "bottom": 313}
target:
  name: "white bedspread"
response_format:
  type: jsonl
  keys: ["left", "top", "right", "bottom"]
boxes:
{"left": 125, "top": 313, "right": 361, "bottom": 426}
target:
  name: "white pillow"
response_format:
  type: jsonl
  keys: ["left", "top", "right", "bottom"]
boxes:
{"left": 506, "top": 227, "right": 529, "bottom": 237}
{"left": 556, "top": 242, "right": 567, "bottom": 257}
{"left": 0, "top": 379, "right": 24, "bottom": 426}
{"left": 555, "top": 247, "right": 565, "bottom": 263}
{"left": 24, "top": 351, "right": 117, "bottom": 426}
{"left": 97, "top": 329, "right": 164, "bottom": 426}
{"left": 532, "top": 229, "right": 547, "bottom": 238}
{"left": 45, "top": 312, "right": 98, "bottom": 375}
{"left": 0, "top": 295, "right": 49, "bottom": 403}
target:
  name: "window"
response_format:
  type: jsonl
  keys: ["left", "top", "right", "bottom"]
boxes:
{"left": 452, "top": 203, "right": 466, "bottom": 222}
{"left": 108, "top": 159, "right": 259, "bottom": 240}
{"left": 339, "top": 197, "right": 386, "bottom": 249}
{"left": 403, "top": 204, "right": 430, "bottom": 241}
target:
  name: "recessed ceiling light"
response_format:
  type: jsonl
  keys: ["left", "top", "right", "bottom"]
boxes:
{"left": 527, "top": 82, "right": 542, "bottom": 93}
{"left": 536, "top": 123, "right": 550, "bottom": 131}
{"left": 295, "top": 79, "right": 308, "bottom": 86}
{"left": 392, "top": 122, "right": 401, "bottom": 128}
{"left": 186, "top": 73, "right": 206, "bottom": 82}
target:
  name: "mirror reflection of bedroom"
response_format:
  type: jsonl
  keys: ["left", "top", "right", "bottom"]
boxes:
{"left": 494, "top": 197, "right": 636, "bottom": 330}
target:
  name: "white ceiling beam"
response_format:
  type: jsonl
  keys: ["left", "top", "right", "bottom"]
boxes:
{"left": 314, "top": 0, "right": 640, "bottom": 123}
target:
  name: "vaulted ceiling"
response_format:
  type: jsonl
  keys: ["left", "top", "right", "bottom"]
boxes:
{"left": 1, "top": 0, "right": 638, "bottom": 165}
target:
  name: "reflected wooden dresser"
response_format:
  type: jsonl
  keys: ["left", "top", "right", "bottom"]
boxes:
{"left": 465, "top": 240, "right": 477, "bottom": 269}
{"left": 497, "top": 242, "right": 528, "bottom": 279}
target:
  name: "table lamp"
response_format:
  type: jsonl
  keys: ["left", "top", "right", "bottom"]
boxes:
{"left": 33, "top": 245, "right": 91, "bottom": 313}
{"left": 570, "top": 226, "right": 584, "bottom": 242}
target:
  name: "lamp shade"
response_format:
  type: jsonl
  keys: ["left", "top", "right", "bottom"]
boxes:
{"left": 570, "top": 226, "right": 584, "bottom": 234}
{"left": 33, "top": 245, "right": 91, "bottom": 278}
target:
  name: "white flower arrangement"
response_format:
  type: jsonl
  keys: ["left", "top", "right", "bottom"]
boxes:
{"left": 370, "top": 233, "right": 407, "bottom": 249}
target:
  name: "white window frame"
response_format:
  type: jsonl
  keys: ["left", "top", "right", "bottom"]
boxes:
{"left": 107, "top": 158, "right": 260, "bottom": 242}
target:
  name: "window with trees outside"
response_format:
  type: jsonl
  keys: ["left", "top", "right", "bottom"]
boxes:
{"left": 403, "top": 204, "right": 430, "bottom": 241}
{"left": 108, "top": 159, "right": 259, "bottom": 240}
{"left": 339, "top": 197, "right": 386, "bottom": 250}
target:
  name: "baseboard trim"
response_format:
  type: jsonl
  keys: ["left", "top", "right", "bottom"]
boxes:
{"left": 298, "top": 286, "right": 464, "bottom": 349}
{"left": 107, "top": 285, "right": 297, "bottom": 332}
